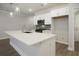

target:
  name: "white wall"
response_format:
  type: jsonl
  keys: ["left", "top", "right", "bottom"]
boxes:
{"left": 74, "top": 9, "right": 79, "bottom": 41}
{"left": 67, "top": 3, "right": 79, "bottom": 51}
{"left": 0, "top": 10, "right": 34, "bottom": 39}
{"left": 73, "top": 4, "right": 79, "bottom": 42}
{"left": 75, "top": 12, "right": 79, "bottom": 41}
{"left": 68, "top": 5, "right": 75, "bottom": 51}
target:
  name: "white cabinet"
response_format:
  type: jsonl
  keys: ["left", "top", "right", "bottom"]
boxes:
{"left": 45, "top": 17, "right": 51, "bottom": 24}
{"left": 34, "top": 13, "right": 51, "bottom": 25}
{"left": 51, "top": 7, "right": 69, "bottom": 17}
{"left": 34, "top": 7, "right": 69, "bottom": 25}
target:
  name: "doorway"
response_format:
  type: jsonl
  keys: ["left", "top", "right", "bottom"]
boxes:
{"left": 52, "top": 15, "right": 69, "bottom": 44}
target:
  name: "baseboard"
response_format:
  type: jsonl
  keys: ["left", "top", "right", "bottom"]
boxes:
{"left": 56, "top": 40, "right": 75, "bottom": 51}
{"left": 56, "top": 40, "right": 68, "bottom": 45}
{"left": 0, "top": 36, "right": 9, "bottom": 40}
{"left": 68, "top": 47, "right": 74, "bottom": 51}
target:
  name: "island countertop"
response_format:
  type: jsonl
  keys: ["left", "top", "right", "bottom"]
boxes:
{"left": 5, "top": 31, "right": 56, "bottom": 46}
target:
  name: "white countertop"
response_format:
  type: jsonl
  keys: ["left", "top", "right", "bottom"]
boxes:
{"left": 5, "top": 31, "right": 56, "bottom": 46}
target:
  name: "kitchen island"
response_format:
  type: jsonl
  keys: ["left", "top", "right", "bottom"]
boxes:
{"left": 5, "top": 31, "right": 56, "bottom": 56}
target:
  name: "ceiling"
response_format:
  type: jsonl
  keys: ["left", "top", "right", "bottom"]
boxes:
{"left": 0, "top": 3, "right": 68, "bottom": 16}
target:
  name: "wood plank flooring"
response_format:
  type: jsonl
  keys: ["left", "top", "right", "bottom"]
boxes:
{"left": 0, "top": 39, "right": 20, "bottom": 56}
{"left": 56, "top": 42, "right": 79, "bottom": 56}
{"left": 0, "top": 39, "right": 79, "bottom": 56}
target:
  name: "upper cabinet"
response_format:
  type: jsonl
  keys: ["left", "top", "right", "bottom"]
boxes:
{"left": 34, "top": 13, "right": 51, "bottom": 25}
{"left": 50, "top": 7, "right": 69, "bottom": 17}
{"left": 34, "top": 7, "right": 69, "bottom": 25}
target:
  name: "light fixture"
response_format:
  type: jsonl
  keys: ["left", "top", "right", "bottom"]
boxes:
{"left": 15, "top": 7, "right": 20, "bottom": 12}
{"left": 28, "top": 8, "right": 32, "bottom": 12}
{"left": 9, "top": 3, "right": 13, "bottom": 16}
{"left": 9, "top": 12, "right": 13, "bottom": 16}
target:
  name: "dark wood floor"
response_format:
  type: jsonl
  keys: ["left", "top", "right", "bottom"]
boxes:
{"left": 0, "top": 39, "right": 79, "bottom": 56}
{"left": 56, "top": 42, "right": 79, "bottom": 56}
{"left": 0, "top": 39, "right": 20, "bottom": 56}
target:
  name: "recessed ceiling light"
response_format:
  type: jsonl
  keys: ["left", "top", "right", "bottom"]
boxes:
{"left": 15, "top": 7, "right": 20, "bottom": 12}
{"left": 28, "top": 8, "right": 32, "bottom": 12}
{"left": 9, "top": 12, "right": 13, "bottom": 16}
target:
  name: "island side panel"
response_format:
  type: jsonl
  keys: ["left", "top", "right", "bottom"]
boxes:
{"left": 37, "top": 37, "right": 56, "bottom": 56}
{"left": 10, "top": 36, "right": 56, "bottom": 56}
{"left": 10, "top": 37, "right": 27, "bottom": 56}
{"left": 10, "top": 36, "right": 41, "bottom": 56}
